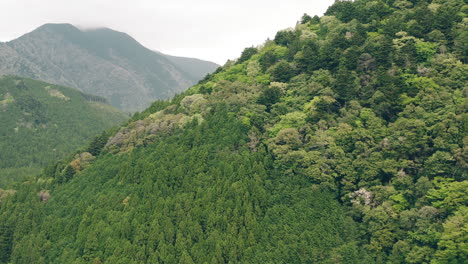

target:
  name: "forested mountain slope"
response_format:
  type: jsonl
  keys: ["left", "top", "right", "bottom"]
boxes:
{"left": 0, "top": 24, "right": 218, "bottom": 112}
{"left": 0, "top": 76, "right": 127, "bottom": 187}
{"left": 162, "top": 53, "right": 220, "bottom": 83}
{"left": 0, "top": 0, "right": 466, "bottom": 263}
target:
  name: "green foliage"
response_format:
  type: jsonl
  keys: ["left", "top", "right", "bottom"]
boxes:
{"left": 0, "top": 168, "right": 42, "bottom": 187}
{"left": 434, "top": 206, "right": 468, "bottom": 263}
{"left": 415, "top": 41, "right": 439, "bottom": 62}
{"left": 426, "top": 179, "right": 468, "bottom": 214}
{"left": 269, "top": 112, "right": 307, "bottom": 136}
{"left": 300, "top": 13, "right": 313, "bottom": 24}
{"left": 0, "top": 76, "right": 126, "bottom": 187}
{"left": 268, "top": 60, "right": 296, "bottom": 82}
{"left": 1, "top": 0, "right": 466, "bottom": 263}
{"left": 257, "top": 86, "right": 281, "bottom": 110}
{"left": 295, "top": 40, "right": 321, "bottom": 73}
{"left": 0, "top": 108, "right": 365, "bottom": 263}
{"left": 274, "top": 30, "right": 298, "bottom": 46}
{"left": 325, "top": 0, "right": 357, "bottom": 23}
{"left": 237, "top": 47, "right": 258, "bottom": 64}
{"left": 258, "top": 44, "right": 288, "bottom": 71}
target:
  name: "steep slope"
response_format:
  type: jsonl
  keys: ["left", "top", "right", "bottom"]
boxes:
{"left": 0, "top": 76, "right": 127, "bottom": 187}
{"left": 0, "top": 0, "right": 466, "bottom": 263}
{"left": 164, "top": 54, "right": 219, "bottom": 81}
{"left": 0, "top": 24, "right": 218, "bottom": 112}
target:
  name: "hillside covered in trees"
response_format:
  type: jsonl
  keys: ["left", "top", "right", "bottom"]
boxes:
{"left": 0, "top": 76, "right": 127, "bottom": 187}
{"left": 0, "top": 0, "right": 466, "bottom": 263}
{"left": 0, "top": 24, "right": 219, "bottom": 112}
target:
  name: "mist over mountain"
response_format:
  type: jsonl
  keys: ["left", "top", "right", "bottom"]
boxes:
{"left": 0, "top": 0, "right": 466, "bottom": 263}
{"left": 0, "top": 24, "right": 219, "bottom": 112}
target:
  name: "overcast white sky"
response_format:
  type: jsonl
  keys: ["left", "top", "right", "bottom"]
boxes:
{"left": 0, "top": 0, "right": 334, "bottom": 64}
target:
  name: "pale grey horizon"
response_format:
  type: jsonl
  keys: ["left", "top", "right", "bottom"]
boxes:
{"left": 0, "top": 0, "right": 334, "bottom": 64}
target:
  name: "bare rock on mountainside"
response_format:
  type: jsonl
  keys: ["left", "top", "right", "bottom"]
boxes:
{"left": 0, "top": 24, "right": 219, "bottom": 112}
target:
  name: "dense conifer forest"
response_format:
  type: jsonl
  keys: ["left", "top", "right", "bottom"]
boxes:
{"left": 0, "top": 0, "right": 466, "bottom": 263}
{"left": 0, "top": 76, "right": 126, "bottom": 187}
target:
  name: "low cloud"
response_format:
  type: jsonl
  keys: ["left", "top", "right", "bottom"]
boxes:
{"left": 0, "top": 0, "right": 334, "bottom": 64}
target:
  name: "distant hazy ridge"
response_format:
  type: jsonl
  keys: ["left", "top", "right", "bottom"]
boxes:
{"left": 0, "top": 24, "right": 219, "bottom": 112}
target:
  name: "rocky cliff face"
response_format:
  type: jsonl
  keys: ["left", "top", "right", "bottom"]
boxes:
{"left": 0, "top": 24, "right": 218, "bottom": 112}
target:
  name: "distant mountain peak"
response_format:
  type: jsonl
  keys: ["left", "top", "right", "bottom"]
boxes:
{"left": 33, "top": 23, "right": 81, "bottom": 34}
{"left": 0, "top": 24, "right": 219, "bottom": 112}
{"left": 38, "top": 23, "right": 76, "bottom": 29}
